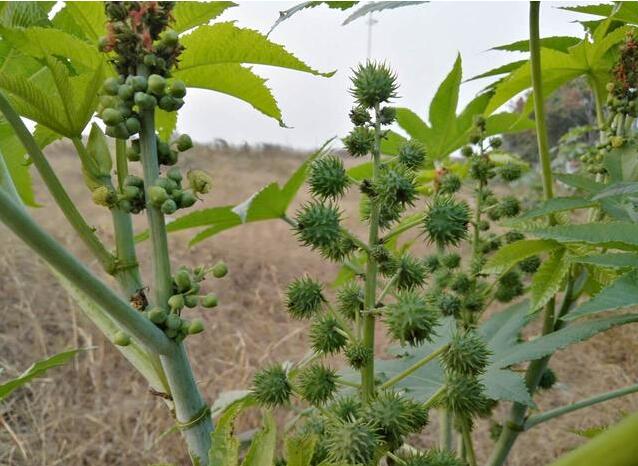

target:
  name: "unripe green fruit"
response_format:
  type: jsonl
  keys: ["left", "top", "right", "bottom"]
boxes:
{"left": 163, "top": 29, "right": 179, "bottom": 46}
{"left": 134, "top": 92, "right": 156, "bottom": 110}
{"left": 168, "top": 294, "right": 185, "bottom": 310}
{"left": 148, "top": 74, "right": 167, "bottom": 95}
{"left": 126, "top": 146, "right": 140, "bottom": 161}
{"left": 166, "top": 149, "right": 179, "bottom": 166}
{"left": 212, "top": 261, "right": 228, "bottom": 278}
{"left": 118, "top": 84, "right": 134, "bottom": 101}
{"left": 167, "top": 166, "right": 182, "bottom": 183}
{"left": 102, "top": 108, "right": 123, "bottom": 126}
{"left": 166, "top": 313, "right": 182, "bottom": 330}
{"left": 124, "top": 175, "right": 143, "bottom": 188}
{"left": 158, "top": 95, "right": 178, "bottom": 112}
{"left": 143, "top": 54, "right": 157, "bottom": 67}
{"left": 103, "top": 77, "right": 120, "bottom": 96}
{"left": 188, "top": 319, "right": 205, "bottom": 334}
{"left": 158, "top": 140, "right": 171, "bottom": 158}
{"left": 148, "top": 307, "right": 167, "bottom": 324}
{"left": 122, "top": 185, "right": 140, "bottom": 201}
{"left": 131, "top": 75, "right": 147, "bottom": 92}
{"left": 106, "top": 123, "right": 129, "bottom": 140}
{"left": 179, "top": 191, "right": 197, "bottom": 208}
{"left": 149, "top": 185, "right": 169, "bottom": 206}
{"left": 125, "top": 117, "right": 140, "bottom": 134}
{"left": 202, "top": 293, "right": 218, "bottom": 308}
{"left": 165, "top": 328, "right": 178, "bottom": 339}
{"left": 118, "top": 199, "right": 132, "bottom": 213}
{"left": 174, "top": 269, "right": 192, "bottom": 291}
{"left": 98, "top": 36, "right": 109, "bottom": 52}
{"left": 176, "top": 134, "right": 193, "bottom": 152}
{"left": 169, "top": 80, "right": 187, "bottom": 98}
{"left": 184, "top": 295, "right": 199, "bottom": 308}
{"left": 170, "top": 189, "right": 183, "bottom": 205}
{"left": 114, "top": 331, "right": 131, "bottom": 346}
{"left": 161, "top": 199, "right": 177, "bottom": 215}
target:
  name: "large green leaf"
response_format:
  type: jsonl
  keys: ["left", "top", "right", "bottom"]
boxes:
{"left": 0, "top": 349, "right": 83, "bottom": 400}
{"left": 268, "top": 1, "right": 357, "bottom": 34}
{"left": 428, "top": 54, "right": 462, "bottom": 155}
{"left": 209, "top": 395, "right": 251, "bottom": 466}
{"left": 483, "top": 239, "right": 560, "bottom": 275}
{"left": 567, "top": 271, "right": 638, "bottom": 320}
{"left": 531, "top": 249, "right": 570, "bottom": 311}
{"left": 52, "top": 1, "right": 106, "bottom": 42}
{"left": 493, "top": 36, "right": 581, "bottom": 53}
{"left": 555, "top": 173, "right": 605, "bottom": 193}
{"left": 173, "top": 2, "right": 236, "bottom": 33}
{"left": 0, "top": 1, "right": 53, "bottom": 28}
{"left": 604, "top": 144, "right": 638, "bottom": 182}
{"left": 530, "top": 223, "right": 638, "bottom": 251}
{"left": 341, "top": 1, "right": 426, "bottom": 25}
{"left": 241, "top": 411, "right": 277, "bottom": 466}
{"left": 572, "top": 253, "right": 638, "bottom": 269}
{"left": 285, "top": 435, "right": 318, "bottom": 466}
{"left": 517, "top": 197, "right": 597, "bottom": 220}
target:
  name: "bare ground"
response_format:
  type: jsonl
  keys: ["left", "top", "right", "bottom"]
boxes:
{"left": 0, "top": 143, "right": 637, "bottom": 466}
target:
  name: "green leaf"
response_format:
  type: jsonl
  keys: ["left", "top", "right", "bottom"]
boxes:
{"left": 531, "top": 248, "right": 570, "bottom": 311}
{"left": 530, "top": 223, "right": 638, "bottom": 251}
{"left": 555, "top": 173, "right": 605, "bottom": 193}
{"left": 567, "top": 271, "right": 638, "bottom": 320}
{"left": 173, "top": 2, "right": 236, "bottom": 33}
{"left": 209, "top": 394, "right": 254, "bottom": 466}
{"left": 268, "top": 1, "right": 357, "bottom": 34}
{"left": 342, "top": 1, "right": 426, "bottom": 25}
{"left": 483, "top": 239, "right": 560, "bottom": 275}
{"left": 593, "top": 181, "right": 638, "bottom": 200}
{"left": 52, "top": 1, "right": 106, "bottom": 41}
{"left": 429, "top": 53, "right": 462, "bottom": 145}
{"left": 155, "top": 108, "right": 177, "bottom": 140}
{"left": 242, "top": 411, "right": 277, "bottom": 466}
{"left": 0, "top": 1, "right": 53, "bottom": 28}
{"left": 482, "top": 367, "right": 534, "bottom": 407}
{"left": 492, "top": 36, "right": 581, "bottom": 53}
{"left": 517, "top": 197, "right": 597, "bottom": 220}
{"left": 394, "top": 107, "right": 430, "bottom": 141}
{"left": 0, "top": 349, "right": 83, "bottom": 400}
{"left": 285, "top": 435, "right": 318, "bottom": 466}
{"left": 572, "top": 253, "right": 638, "bottom": 269}
{"left": 604, "top": 144, "right": 638, "bottom": 182}
{"left": 466, "top": 60, "right": 527, "bottom": 82}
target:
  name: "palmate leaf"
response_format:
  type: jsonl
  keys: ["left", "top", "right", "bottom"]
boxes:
{"left": 241, "top": 411, "right": 277, "bottom": 466}
{"left": 567, "top": 271, "right": 638, "bottom": 320}
{"left": 560, "top": 2, "right": 638, "bottom": 26}
{"left": 530, "top": 223, "right": 638, "bottom": 251}
{"left": 268, "top": 1, "right": 357, "bottom": 35}
{"left": 0, "top": 1, "right": 53, "bottom": 28}
{"left": 555, "top": 172, "right": 605, "bottom": 193}
{"left": 341, "top": 1, "right": 426, "bottom": 25}
{"left": 483, "top": 239, "right": 560, "bottom": 275}
{"left": 285, "top": 435, "right": 318, "bottom": 466}
{"left": 492, "top": 36, "right": 581, "bottom": 53}
{"left": 0, "top": 349, "right": 84, "bottom": 400}
{"left": 52, "top": 1, "right": 106, "bottom": 42}
{"left": 604, "top": 144, "right": 638, "bottom": 183}
{"left": 531, "top": 249, "right": 571, "bottom": 311}
{"left": 172, "top": 1, "right": 237, "bottom": 33}
{"left": 516, "top": 196, "right": 597, "bottom": 220}
{"left": 572, "top": 253, "right": 638, "bottom": 269}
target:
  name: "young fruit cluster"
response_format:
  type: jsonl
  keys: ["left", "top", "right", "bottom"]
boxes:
{"left": 146, "top": 166, "right": 202, "bottom": 215}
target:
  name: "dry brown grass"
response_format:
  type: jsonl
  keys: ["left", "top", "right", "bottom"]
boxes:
{"left": 1, "top": 143, "right": 637, "bottom": 466}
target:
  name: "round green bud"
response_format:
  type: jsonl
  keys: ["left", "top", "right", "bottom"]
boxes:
{"left": 118, "top": 199, "right": 132, "bottom": 213}
{"left": 122, "top": 185, "right": 140, "bottom": 201}
{"left": 423, "top": 254, "right": 440, "bottom": 273}
{"left": 125, "top": 117, "right": 140, "bottom": 134}
{"left": 108, "top": 123, "right": 130, "bottom": 140}
{"left": 99, "top": 94, "right": 119, "bottom": 109}
{"left": 309, "top": 315, "right": 347, "bottom": 354}
{"left": 130, "top": 75, "right": 147, "bottom": 92}
{"left": 202, "top": 293, "right": 219, "bottom": 308}
{"left": 386, "top": 291, "right": 439, "bottom": 346}
{"left": 423, "top": 196, "right": 470, "bottom": 249}
{"left": 499, "top": 195, "right": 521, "bottom": 218}
{"left": 187, "top": 170, "right": 212, "bottom": 194}
{"left": 296, "top": 363, "right": 338, "bottom": 405}
{"left": 124, "top": 174, "right": 143, "bottom": 188}
{"left": 113, "top": 331, "right": 131, "bottom": 346}
{"left": 443, "top": 372, "right": 489, "bottom": 417}
{"left": 169, "top": 80, "right": 187, "bottom": 98}
{"left": 184, "top": 295, "right": 199, "bottom": 308}
{"left": 374, "top": 165, "right": 417, "bottom": 210}
{"left": 174, "top": 269, "right": 191, "bottom": 292}
{"left": 293, "top": 201, "right": 342, "bottom": 250}
{"left": 176, "top": 134, "right": 193, "bottom": 152}
{"left": 102, "top": 77, "right": 120, "bottom": 96}
{"left": 143, "top": 53, "right": 157, "bottom": 67}
{"left": 158, "top": 95, "right": 178, "bottom": 112}
{"left": 161, "top": 199, "right": 177, "bottom": 215}
{"left": 394, "top": 254, "right": 427, "bottom": 291}
{"left": 441, "top": 252, "right": 461, "bottom": 269}
{"left": 148, "top": 307, "right": 167, "bottom": 324}
{"left": 437, "top": 292, "right": 462, "bottom": 318}
{"left": 350, "top": 61, "right": 398, "bottom": 108}
{"left": 461, "top": 145, "right": 474, "bottom": 158}
{"left": 330, "top": 395, "right": 364, "bottom": 421}
{"left": 92, "top": 186, "right": 117, "bottom": 207}
{"left": 166, "top": 313, "right": 182, "bottom": 330}
{"left": 498, "top": 163, "right": 523, "bottom": 182}
{"left": 102, "top": 107, "right": 123, "bottom": 126}
{"left": 539, "top": 367, "right": 557, "bottom": 390}
{"left": 379, "top": 105, "right": 396, "bottom": 125}
{"left": 285, "top": 276, "right": 325, "bottom": 319}
{"left": 118, "top": 104, "right": 132, "bottom": 119}
{"left": 167, "top": 166, "right": 183, "bottom": 183}
{"left": 134, "top": 92, "right": 156, "bottom": 110}
{"left": 149, "top": 185, "right": 169, "bottom": 206}
{"left": 147, "top": 74, "right": 166, "bottom": 95}
{"left": 179, "top": 191, "right": 197, "bottom": 208}
{"left": 252, "top": 364, "right": 292, "bottom": 407}
{"left": 162, "top": 29, "right": 179, "bottom": 46}
{"left": 188, "top": 319, "right": 205, "bottom": 335}
{"left": 212, "top": 261, "right": 228, "bottom": 278}
{"left": 118, "top": 84, "right": 134, "bottom": 101}
{"left": 438, "top": 173, "right": 462, "bottom": 195}
{"left": 168, "top": 294, "right": 185, "bottom": 311}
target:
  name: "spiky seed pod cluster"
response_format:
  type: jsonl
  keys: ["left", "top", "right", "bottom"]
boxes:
{"left": 400, "top": 450, "right": 466, "bottom": 466}
{"left": 330, "top": 395, "right": 364, "bottom": 420}
{"left": 374, "top": 165, "right": 418, "bottom": 210}
{"left": 350, "top": 61, "right": 398, "bottom": 109}
{"left": 397, "top": 140, "right": 427, "bottom": 170}
{"left": 519, "top": 255, "right": 541, "bottom": 274}
{"left": 344, "top": 341, "right": 373, "bottom": 369}
{"left": 297, "top": 364, "right": 338, "bottom": 405}
{"left": 343, "top": 126, "right": 375, "bottom": 157}
{"left": 294, "top": 201, "right": 342, "bottom": 250}
{"left": 285, "top": 276, "right": 326, "bottom": 320}
{"left": 495, "top": 270, "right": 524, "bottom": 303}
{"left": 252, "top": 364, "right": 292, "bottom": 407}
{"left": 438, "top": 172, "right": 462, "bottom": 195}
{"left": 498, "top": 162, "right": 523, "bottom": 182}
{"left": 310, "top": 315, "right": 348, "bottom": 354}
{"left": 324, "top": 417, "right": 380, "bottom": 465}
{"left": 386, "top": 291, "right": 439, "bottom": 346}
{"left": 318, "top": 233, "right": 357, "bottom": 262}
{"left": 422, "top": 195, "right": 470, "bottom": 249}
{"left": 443, "top": 371, "right": 490, "bottom": 419}
{"left": 148, "top": 167, "right": 199, "bottom": 215}
{"left": 442, "top": 331, "right": 491, "bottom": 377}
{"left": 336, "top": 281, "right": 364, "bottom": 320}
{"left": 309, "top": 155, "right": 351, "bottom": 200}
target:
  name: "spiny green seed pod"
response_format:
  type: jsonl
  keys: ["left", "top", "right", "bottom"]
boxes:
{"left": 433, "top": 269, "right": 452, "bottom": 290}
{"left": 161, "top": 199, "right": 177, "bottom": 215}
{"left": 149, "top": 185, "right": 169, "bottom": 206}
{"left": 478, "top": 220, "right": 490, "bottom": 231}
{"left": 441, "top": 252, "right": 461, "bottom": 269}
{"left": 127, "top": 146, "right": 140, "bottom": 162}
{"left": 442, "top": 331, "right": 491, "bottom": 376}
{"left": 296, "top": 364, "right": 338, "bottom": 405}
{"left": 318, "top": 233, "right": 357, "bottom": 262}
{"left": 386, "top": 291, "right": 439, "bottom": 346}
{"left": 437, "top": 292, "right": 462, "bottom": 318}
{"left": 499, "top": 195, "right": 521, "bottom": 218}
{"left": 495, "top": 270, "right": 524, "bottom": 303}
{"left": 438, "top": 173, "right": 462, "bottom": 195}
{"left": 212, "top": 261, "right": 228, "bottom": 278}
{"left": 324, "top": 417, "right": 380, "bottom": 465}
{"left": 187, "top": 169, "right": 212, "bottom": 194}
{"left": 134, "top": 91, "right": 156, "bottom": 110}
{"left": 470, "top": 156, "right": 496, "bottom": 183}
{"left": 423, "top": 254, "right": 440, "bottom": 273}
{"left": 450, "top": 273, "right": 472, "bottom": 295}
{"left": 285, "top": 276, "right": 325, "bottom": 319}
{"left": 330, "top": 395, "right": 363, "bottom": 421}
{"left": 102, "top": 107, "right": 123, "bottom": 126}
{"left": 92, "top": 186, "right": 117, "bottom": 207}
{"left": 359, "top": 193, "right": 402, "bottom": 229}
{"left": 344, "top": 341, "right": 373, "bottom": 369}
{"left": 423, "top": 196, "right": 470, "bottom": 249}
{"left": 309, "top": 315, "right": 347, "bottom": 354}
{"left": 519, "top": 255, "right": 541, "bottom": 274}
{"left": 343, "top": 126, "right": 375, "bottom": 157}
{"left": 309, "top": 155, "right": 350, "bottom": 200}
{"left": 113, "top": 331, "right": 131, "bottom": 346}
{"left": 374, "top": 165, "right": 417, "bottom": 210}
{"left": 498, "top": 162, "right": 523, "bottom": 182}
{"left": 147, "top": 74, "right": 166, "bottom": 95}
{"left": 174, "top": 268, "right": 191, "bottom": 292}
{"left": 188, "top": 319, "right": 205, "bottom": 335}
{"left": 148, "top": 306, "right": 167, "bottom": 324}
{"left": 397, "top": 139, "right": 426, "bottom": 170}
{"left": 443, "top": 372, "right": 489, "bottom": 417}
{"left": 394, "top": 254, "right": 427, "bottom": 291}
{"left": 349, "top": 105, "right": 371, "bottom": 126}
{"left": 350, "top": 61, "right": 398, "bottom": 108}
{"left": 168, "top": 294, "right": 184, "bottom": 311}
{"left": 122, "top": 186, "right": 140, "bottom": 201}
{"left": 539, "top": 367, "right": 557, "bottom": 390}
{"left": 294, "top": 201, "right": 342, "bottom": 250}
{"left": 379, "top": 106, "right": 396, "bottom": 125}
{"left": 202, "top": 293, "right": 218, "bottom": 308}
{"left": 366, "top": 391, "right": 428, "bottom": 448}
{"left": 401, "top": 450, "right": 465, "bottom": 466}
{"left": 463, "top": 289, "right": 486, "bottom": 314}
{"left": 252, "top": 364, "right": 292, "bottom": 408}
{"left": 169, "top": 80, "right": 187, "bottom": 98}
{"left": 176, "top": 134, "right": 193, "bottom": 152}
{"left": 336, "top": 282, "right": 364, "bottom": 320}
{"left": 371, "top": 245, "right": 396, "bottom": 276}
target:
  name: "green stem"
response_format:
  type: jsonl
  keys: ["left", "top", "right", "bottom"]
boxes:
{"left": 336, "top": 378, "right": 361, "bottom": 389}
{"left": 115, "top": 138, "right": 129, "bottom": 191}
{"left": 378, "top": 344, "right": 448, "bottom": 390}
{"left": 423, "top": 385, "right": 446, "bottom": 410}
{"left": 524, "top": 382, "right": 638, "bottom": 430}
{"left": 0, "top": 149, "right": 23, "bottom": 206}
{"left": 360, "top": 103, "right": 383, "bottom": 402}
{"left": 461, "top": 422, "right": 477, "bottom": 466}
{"left": 0, "top": 92, "right": 115, "bottom": 272}
{"left": 381, "top": 214, "right": 424, "bottom": 243}
{"left": 439, "top": 409, "right": 453, "bottom": 451}
{"left": 0, "top": 188, "right": 171, "bottom": 353}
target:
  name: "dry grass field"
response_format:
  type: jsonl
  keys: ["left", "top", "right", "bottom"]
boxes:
{"left": 1, "top": 142, "right": 637, "bottom": 466}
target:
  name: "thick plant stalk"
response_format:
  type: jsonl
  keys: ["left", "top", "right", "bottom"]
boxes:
{"left": 361, "top": 103, "right": 383, "bottom": 402}
{"left": 0, "top": 92, "right": 115, "bottom": 273}
{"left": 137, "top": 104, "right": 213, "bottom": 464}
{"left": 0, "top": 150, "right": 22, "bottom": 206}
{"left": 0, "top": 188, "right": 172, "bottom": 354}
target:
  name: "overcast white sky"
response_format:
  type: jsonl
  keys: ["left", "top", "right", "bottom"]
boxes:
{"left": 178, "top": 1, "right": 598, "bottom": 150}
